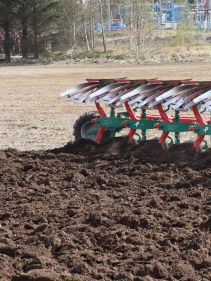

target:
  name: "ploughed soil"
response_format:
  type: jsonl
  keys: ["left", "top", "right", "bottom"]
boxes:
{"left": 0, "top": 138, "right": 211, "bottom": 281}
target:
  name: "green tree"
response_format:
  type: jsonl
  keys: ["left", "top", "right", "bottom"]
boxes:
{"left": 0, "top": 0, "right": 17, "bottom": 62}
{"left": 16, "top": 0, "right": 33, "bottom": 58}
{"left": 57, "top": 0, "right": 82, "bottom": 50}
{"left": 30, "top": 0, "right": 59, "bottom": 58}
{"left": 0, "top": 0, "right": 59, "bottom": 60}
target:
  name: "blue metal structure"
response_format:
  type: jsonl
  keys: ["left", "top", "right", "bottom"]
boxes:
{"left": 154, "top": 2, "right": 186, "bottom": 29}
{"left": 95, "top": 1, "right": 211, "bottom": 32}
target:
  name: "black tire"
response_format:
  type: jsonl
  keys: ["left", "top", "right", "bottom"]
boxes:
{"left": 73, "top": 111, "right": 111, "bottom": 143}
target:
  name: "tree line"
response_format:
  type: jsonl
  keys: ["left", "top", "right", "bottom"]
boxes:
{"left": 0, "top": 0, "right": 196, "bottom": 62}
{"left": 0, "top": 0, "right": 61, "bottom": 61}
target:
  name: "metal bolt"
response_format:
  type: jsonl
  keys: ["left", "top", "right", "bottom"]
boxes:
{"left": 121, "top": 121, "right": 127, "bottom": 127}
{"left": 154, "top": 123, "right": 160, "bottom": 129}
{"left": 188, "top": 126, "right": 195, "bottom": 131}
{"left": 91, "top": 119, "right": 97, "bottom": 125}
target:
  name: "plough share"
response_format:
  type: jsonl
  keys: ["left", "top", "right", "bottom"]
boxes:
{"left": 60, "top": 78, "right": 211, "bottom": 151}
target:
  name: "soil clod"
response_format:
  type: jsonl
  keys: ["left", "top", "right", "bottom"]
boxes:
{"left": 0, "top": 139, "right": 211, "bottom": 280}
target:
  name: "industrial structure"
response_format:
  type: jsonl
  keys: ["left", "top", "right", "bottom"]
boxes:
{"left": 155, "top": 0, "right": 211, "bottom": 30}
{"left": 97, "top": 0, "right": 211, "bottom": 31}
{"left": 194, "top": 0, "right": 211, "bottom": 29}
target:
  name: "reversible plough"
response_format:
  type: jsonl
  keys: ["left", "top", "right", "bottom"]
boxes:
{"left": 60, "top": 79, "right": 211, "bottom": 151}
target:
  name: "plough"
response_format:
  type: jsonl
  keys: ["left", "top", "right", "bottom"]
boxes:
{"left": 60, "top": 78, "right": 211, "bottom": 151}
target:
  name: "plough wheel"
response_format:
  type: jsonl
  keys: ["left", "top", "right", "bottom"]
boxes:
{"left": 73, "top": 111, "right": 110, "bottom": 143}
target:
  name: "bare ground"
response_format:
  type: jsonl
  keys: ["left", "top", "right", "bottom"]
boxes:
{"left": 0, "top": 62, "right": 211, "bottom": 150}
{"left": 0, "top": 63, "right": 211, "bottom": 281}
{"left": 0, "top": 139, "right": 211, "bottom": 281}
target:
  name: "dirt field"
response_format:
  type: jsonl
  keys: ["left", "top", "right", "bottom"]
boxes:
{"left": 0, "top": 139, "right": 211, "bottom": 281}
{"left": 0, "top": 62, "right": 211, "bottom": 150}
{"left": 0, "top": 63, "right": 211, "bottom": 281}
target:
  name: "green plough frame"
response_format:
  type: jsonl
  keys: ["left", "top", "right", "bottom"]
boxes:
{"left": 93, "top": 108, "right": 211, "bottom": 149}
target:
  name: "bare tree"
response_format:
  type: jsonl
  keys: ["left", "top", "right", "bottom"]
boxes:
{"left": 87, "top": 0, "right": 96, "bottom": 51}
{"left": 127, "top": 0, "right": 154, "bottom": 60}
{"left": 99, "top": 0, "right": 107, "bottom": 52}
{"left": 81, "top": 0, "right": 90, "bottom": 52}
{"left": 60, "top": 0, "right": 81, "bottom": 49}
